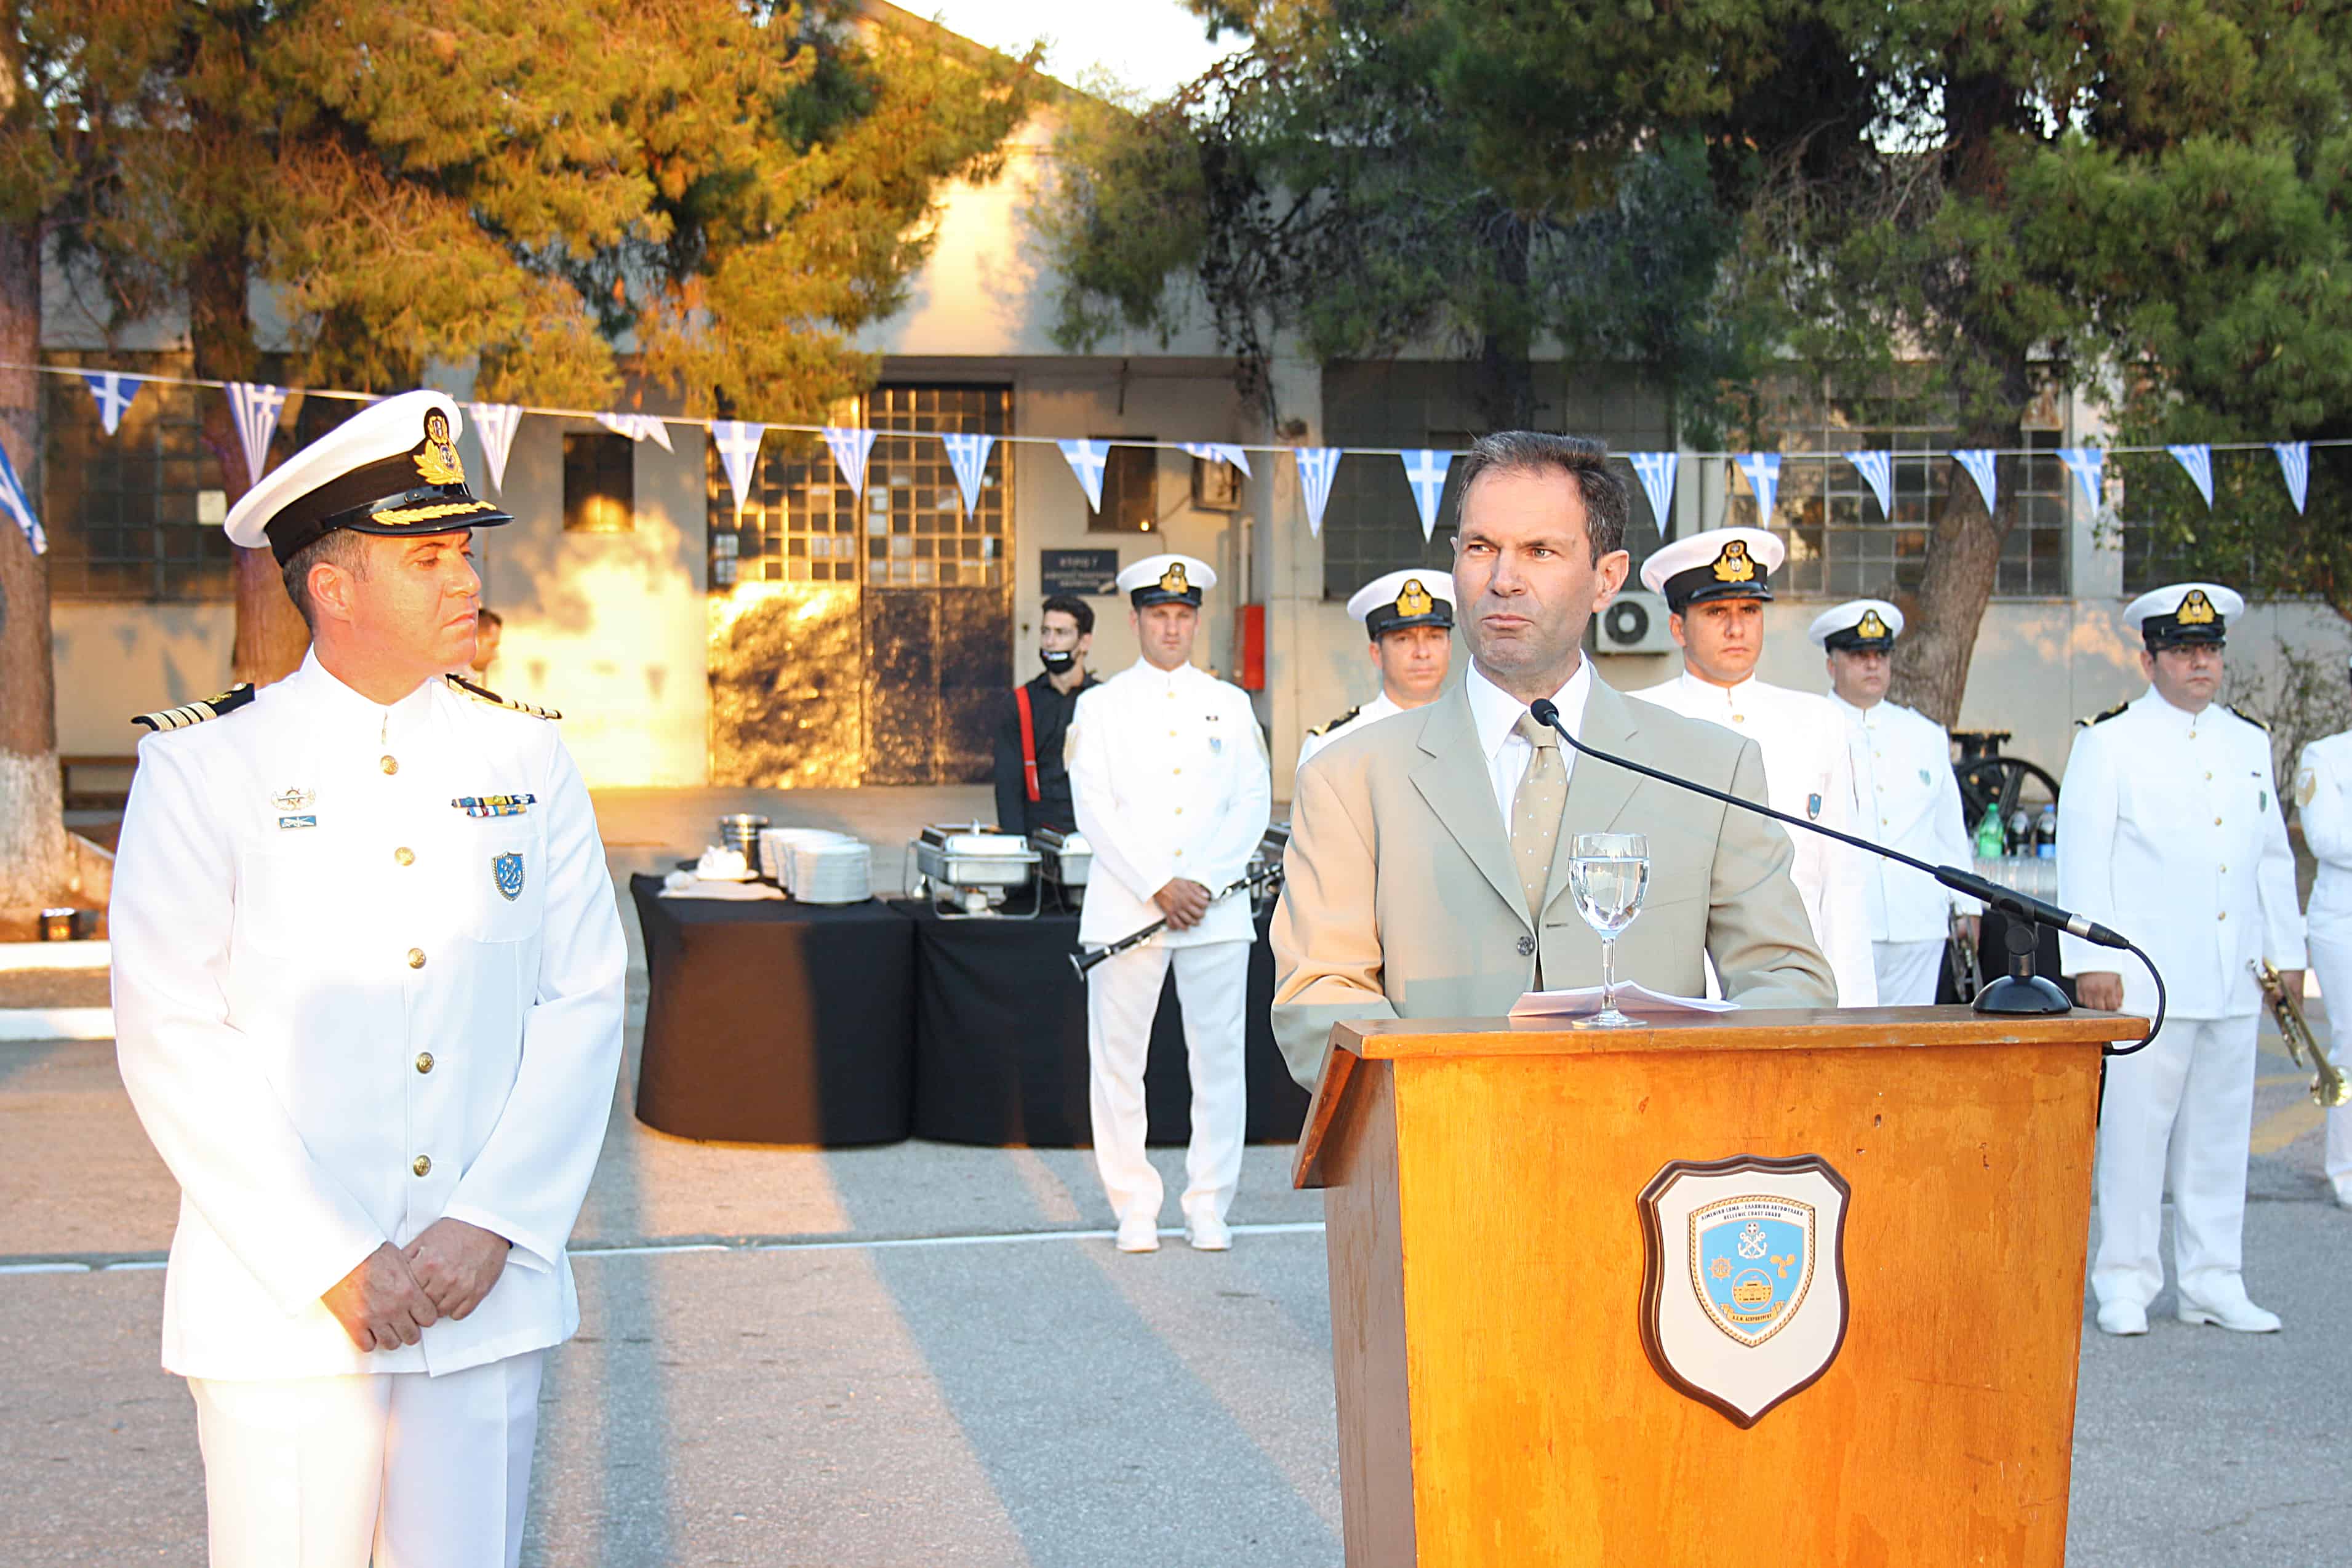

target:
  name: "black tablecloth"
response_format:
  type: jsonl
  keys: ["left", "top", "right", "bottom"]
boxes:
{"left": 630, "top": 876, "right": 914, "bottom": 1145}
{"left": 900, "top": 899, "right": 1310, "bottom": 1147}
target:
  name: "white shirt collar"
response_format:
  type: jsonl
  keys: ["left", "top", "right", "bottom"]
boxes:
{"left": 1466, "top": 657, "right": 1593, "bottom": 761}
{"left": 1828, "top": 690, "right": 1882, "bottom": 724}
{"left": 1128, "top": 657, "right": 1197, "bottom": 686}
{"left": 1674, "top": 666, "right": 1754, "bottom": 708}
{"left": 2143, "top": 684, "right": 2212, "bottom": 730}
{"left": 295, "top": 646, "right": 441, "bottom": 736}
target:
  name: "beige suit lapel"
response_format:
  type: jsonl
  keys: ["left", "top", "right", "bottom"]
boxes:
{"left": 1408, "top": 684, "right": 1529, "bottom": 929}
{"left": 1540, "top": 677, "right": 1644, "bottom": 917}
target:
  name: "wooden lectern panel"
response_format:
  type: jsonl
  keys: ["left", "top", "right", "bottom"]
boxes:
{"left": 1303, "top": 1009, "right": 2135, "bottom": 1568}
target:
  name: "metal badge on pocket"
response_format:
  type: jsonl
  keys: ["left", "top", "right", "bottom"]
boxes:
{"left": 493, "top": 852, "right": 526, "bottom": 902}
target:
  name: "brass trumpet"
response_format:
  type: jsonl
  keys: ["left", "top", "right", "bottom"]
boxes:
{"left": 2252, "top": 959, "right": 2350, "bottom": 1108}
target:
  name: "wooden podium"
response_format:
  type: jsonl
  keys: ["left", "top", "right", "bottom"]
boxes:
{"left": 1293, "top": 1006, "right": 2146, "bottom": 1567}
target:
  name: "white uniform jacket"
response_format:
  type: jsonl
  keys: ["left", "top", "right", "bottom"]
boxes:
{"left": 2057, "top": 689, "right": 2304, "bottom": 1018}
{"left": 1830, "top": 694, "right": 1977, "bottom": 942}
{"left": 1296, "top": 690, "right": 1401, "bottom": 774}
{"left": 2295, "top": 731, "right": 2352, "bottom": 925}
{"left": 1067, "top": 658, "right": 1273, "bottom": 950}
{"left": 1633, "top": 671, "right": 1878, "bottom": 1005}
{"left": 110, "top": 652, "right": 627, "bottom": 1381}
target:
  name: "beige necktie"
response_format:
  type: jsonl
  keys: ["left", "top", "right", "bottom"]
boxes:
{"left": 1510, "top": 713, "right": 1566, "bottom": 919}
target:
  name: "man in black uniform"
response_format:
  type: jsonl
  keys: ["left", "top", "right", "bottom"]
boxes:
{"left": 994, "top": 595, "right": 1098, "bottom": 836}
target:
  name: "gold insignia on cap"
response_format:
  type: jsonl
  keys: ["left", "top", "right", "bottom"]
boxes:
{"left": 1397, "top": 578, "right": 1434, "bottom": 617}
{"left": 2177, "top": 589, "right": 2216, "bottom": 625}
{"left": 414, "top": 408, "right": 466, "bottom": 486}
{"left": 1159, "top": 562, "right": 1190, "bottom": 594}
{"left": 1711, "top": 540, "right": 1756, "bottom": 582}
{"left": 1857, "top": 609, "right": 1889, "bottom": 640}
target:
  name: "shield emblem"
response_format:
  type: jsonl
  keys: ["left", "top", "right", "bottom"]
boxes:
{"left": 1638, "top": 1154, "right": 1850, "bottom": 1428}
{"left": 492, "top": 851, "right": 525, "bottom": 902}
{"left": 1807, "top": 791, "right": 1823, "bottom": 820}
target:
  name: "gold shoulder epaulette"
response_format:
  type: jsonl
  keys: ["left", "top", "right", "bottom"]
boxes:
{"left": 2075, "top": 701, "right": 2129, "bottom": 729}
{"left": 132, "top": 682, "right": 255, "bottom": 732}
{"left": 2225, "top": 703, "right": 2269, "bottom": 732}
{"left": 445, "top": 673, "right": 561, "bottom": 721}
{"left": 1310, "top": 705, "right": 1362, "bottom": 738}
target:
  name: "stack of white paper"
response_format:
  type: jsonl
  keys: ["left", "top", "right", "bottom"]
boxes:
{"left": 1508, "top": 982, "right": 1739, "bottom": 1019}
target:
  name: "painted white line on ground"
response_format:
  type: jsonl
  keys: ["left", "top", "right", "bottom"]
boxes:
{"left": 0, "top": 1261, "right": 93, "bottom": 1275}
{"left": 0, "top": 1007, "right": 114, "bottom": 1042}
{"left": 0, "top": 940, "right": 110, "bottom": 970}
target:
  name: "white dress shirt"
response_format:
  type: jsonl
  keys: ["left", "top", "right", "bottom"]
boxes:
{"left": 1463, "top": 657, "right": 1594, "bottom": 828}
{"left": 110, "top": 650, "right": 627, "bottom": 1381}
{"left": 1631, "top": 669, "right": 1878, "bottom": 1006}
{"left": 1067, "top": 658, "right": 1274, "bottom": 949}
{"left": 1829, "top": 692, "right": 1977, "bottom": 942}
{"left": 2058, "top": 688, "right": 2304, "bottom": 1018}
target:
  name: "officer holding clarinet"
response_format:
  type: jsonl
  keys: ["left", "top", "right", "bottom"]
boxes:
{"left": 1066, "top": 554, "right": 1272, "bottom": 1255}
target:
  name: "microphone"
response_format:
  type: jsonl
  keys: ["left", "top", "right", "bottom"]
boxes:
{"left": 1527, "top": 695, "right": 2162, "bottom": 1047}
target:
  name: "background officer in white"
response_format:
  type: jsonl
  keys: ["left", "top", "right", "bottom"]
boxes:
{"left": 110, "top": 391, "right": 627, "bottom": 1567}
{"left": 1067, "top": 554, "right": 1272, "bottom": 1253}
{"left": 1633, "top": 529, "right": 1877, "bottom": 1006}
{"left": 1808, "top": 599, "right": 1977, "bottom": 1004}
{"left": 1297, "top": 568, "right": 1456, "bottom": 772}
{"left": 2060, "top": 582, "right": 2304, "bottom": 1335}
{"left": 2289, "top": 657, "right": 2352, "bottom": 1208}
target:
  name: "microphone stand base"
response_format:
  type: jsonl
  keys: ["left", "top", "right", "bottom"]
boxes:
{"left": 1973, "top": 974, "right": 2073, "bottom": 1015}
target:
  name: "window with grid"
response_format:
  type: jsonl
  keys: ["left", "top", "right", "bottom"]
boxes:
{"left": 564, "top": 433, "right": 635, "bottom": 532}
{"left": 42, "top": 372, "right": 238, "bottom": 601}
{"left": 709, "top": 385, "right": 1011, "bottom": 588}
{"left": 1762, "top": 423, "right": 2068, "bottom": 598}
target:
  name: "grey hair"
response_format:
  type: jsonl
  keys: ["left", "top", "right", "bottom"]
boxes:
{"left": 279, "top": 528, "right": 373, "bottom": 631}
{"left": 1449, "top": 431, "right": 1630, "bottom": 564}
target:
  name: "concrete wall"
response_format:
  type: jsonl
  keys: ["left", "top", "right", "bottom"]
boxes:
{"left": 50, "top": 602, "right": 236, "bottom": 756}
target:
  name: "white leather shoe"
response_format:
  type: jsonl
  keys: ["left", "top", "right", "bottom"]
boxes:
{"left": 1114, "top": 1214, "right": 1160, "bottom": 1254}
{"left": 2178, "top": 1295, "right": 2281, "bottom": 1332}
{"left": 2095, "top": 1300, "right": 2148, "bottom": 1336}
{"left": 1185, "top": 1213, "right": 1233, "bottom": 1252}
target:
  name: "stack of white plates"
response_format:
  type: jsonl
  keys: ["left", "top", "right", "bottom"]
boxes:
{"left": 791, "top": 839, "right": 872, "bottom": 905}
{"left": 759, "top": 828, "right": 849, "bottom": 895}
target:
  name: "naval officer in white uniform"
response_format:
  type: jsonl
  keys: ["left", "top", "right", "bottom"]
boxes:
{"left": 1807, "top": 599, "right": 1978, "bottom": 1004}
{"left": 1631, "top": 529, "right": 1876, "bottom": 1006}
{"left": 2292, "top": 667, "right": 2352, "bottom": 1207}
{"left": 109, "top": 390, "right": 627, "bottom": 1567}
{"left": 2060, "top": 582, "right": 2304, "bottom": 1335}
{"left": 1296, "top": 568, "right": 1456, "bottom": 772}
{"left": 1067, "top": 554, "right": 1273, "bottom": 1252}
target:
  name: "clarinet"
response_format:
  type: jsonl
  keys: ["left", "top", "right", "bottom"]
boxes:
{"left": 1068, "top": 863, "right": 1284, "bottom": 980}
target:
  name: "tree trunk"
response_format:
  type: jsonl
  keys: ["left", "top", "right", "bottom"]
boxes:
{"left": 190, "top": 234, "right": 308, "bottom": 684}
{"left": 0, "top": 217, "right": 71, "bottom": 911}
{"left": 1890, "top": 454, "right": 2014, "bottom": 729}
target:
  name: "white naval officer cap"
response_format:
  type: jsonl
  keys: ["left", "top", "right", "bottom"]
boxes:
{"left": 1637, "top": 527, "right": 1785, "bottom": 611}
{"left": 1116, "top": 553, "right": 1215, "bottom": 608}
{"left": 1807, "top": 598, "right": 1904, "bottom": 651}
{"left": 1345, "top": 569, "right": 1455, "bottom": 638}
{"left": 223, "top": 389, "right": 512, "bottom": 566}
{"left": 2122, "top": 582, "right": 2242, "bottom": 648}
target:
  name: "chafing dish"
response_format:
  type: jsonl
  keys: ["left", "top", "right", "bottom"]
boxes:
{"left": 1034, "top": 828, "right": 1092, "bottom": 887}
{"left": 906, "top": 823, "right": 1042, "bottom": 919}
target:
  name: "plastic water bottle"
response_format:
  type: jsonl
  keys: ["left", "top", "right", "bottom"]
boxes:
{"left": 1974, "top": 803, "right": 2005, "bottom": 861}
{"left": 2034, "top": 806, "right": 2058, "bottom": 859}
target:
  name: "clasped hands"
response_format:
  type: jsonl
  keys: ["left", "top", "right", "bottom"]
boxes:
{"left": 320, "top": 1218, "right": 511, "bottom": 1353}
{"left": 1152, "top": 877, "right": 1213, "bottom": 930}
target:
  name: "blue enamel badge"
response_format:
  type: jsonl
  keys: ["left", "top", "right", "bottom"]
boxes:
{"left": 493, "top": 852, "right": 525, "bottom": 902}
{"left": 1807, "top": 792, "right": 1823, "bottom": 820}
{"left": 1695, "top": 1207, "right": 1812, "bottom": 1344}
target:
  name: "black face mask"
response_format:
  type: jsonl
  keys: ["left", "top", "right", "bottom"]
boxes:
{"left": 1040, "top": 648, "right": 1078, "bottom": 675}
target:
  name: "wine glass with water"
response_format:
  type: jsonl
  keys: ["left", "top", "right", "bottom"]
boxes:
{"left": 1569, "top": 832, "right": 1649, "bottom": 1028}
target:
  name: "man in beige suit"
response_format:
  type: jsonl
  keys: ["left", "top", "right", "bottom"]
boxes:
{"left": 1274, "top": 431, "right": 1836, "bottom": 1089}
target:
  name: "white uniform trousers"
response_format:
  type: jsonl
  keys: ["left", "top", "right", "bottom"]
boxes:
{"left": 1086, "top": 938, "right": 1250, "bottom": 1225}
{"left": 2301, "top": 930, "right": 2352, "bottom": 1202}
{"left": 188, "top": 1349, "right": 543, "bottom": 1568}
{"left": 1871, "top": 939, "right": 1946, "bottom": 1007}
{"left": 2092, "top": 1014, "right": 2259, "bottom": 1310}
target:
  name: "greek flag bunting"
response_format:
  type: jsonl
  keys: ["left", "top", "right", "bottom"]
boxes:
{"left": 1627, "top": 452, "right": 1678, "bottom": 528}
{"left": 823, "top": 426, "right": 879, "bottom": 499}
{"left": 2167, "top": 444, "right": 2215, "bottom": 508}
{"left": 1847, "top": 450, "right": 1894, "bottom": 518}
{"left": 2274, "top": 442, "right": 2311, "bottom": 514}
{"left": 1734, "top": 452, "right": 1782, "bottom": 524}
{"left": 0, "top": 436, "right": 43, "bottom": 554}
{"left": 1058, "top": 439, "right": 1110, "bottom": 512}
{"left": 940, "top": 433, "right": 996, "bottom": 517}
{"left": 1180, "top": 442, "right": 1253, "bottom": 479}
{"left": 225, "top": 382, "right": 288, "bottom": 489}
{"left": 1294, "top": 447, "right": 1342, "bottom": 537}
{"left": 468, "top": 402, "right": 524, "bottom": 495}
{"left": 711, "top": 420, "right": 767, "bottom": 519}
{"left": 595, "top": 412, "right": 673, "bottom": 452}
{"left": 1951, "top": 449, "right": 1998, "bottom": 513}
{"left": 1401, "top": 449, "right": 1452, "bottom": 541}
{"left": 2057, "top": 448, "right": 2105, "bottom": 513}
{"left": 82, "top": 372, "right": 143, "bottom": 436}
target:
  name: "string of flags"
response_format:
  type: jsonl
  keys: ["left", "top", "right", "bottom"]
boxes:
{"left": 10, "top": 359, "right": 2351, "bottom": 562}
